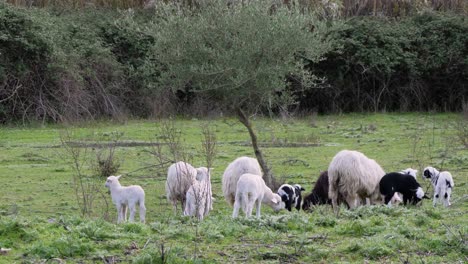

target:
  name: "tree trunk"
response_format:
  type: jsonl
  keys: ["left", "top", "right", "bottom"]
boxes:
{"left": 236, "top": 107, "right": 274, "bottom": 188}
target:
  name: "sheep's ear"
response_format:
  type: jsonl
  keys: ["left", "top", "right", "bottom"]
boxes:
{"left": 301, "top": 187, "right": 305, "bottom": 191}
{"left": 271, "top": 198, "right": 279, "bottom": 204}
{"left": 116, "top": 175, "right": 122, "bottom": 179}
{"left": 423, "top": 195, "right": 430, "bottom": 199}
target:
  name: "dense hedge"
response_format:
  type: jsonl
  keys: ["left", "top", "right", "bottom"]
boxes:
{"left": 0, "top": 3, "right": 467, "bottom": 122}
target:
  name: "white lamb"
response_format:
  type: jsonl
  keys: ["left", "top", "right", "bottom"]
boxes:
{"left": 328, "top": 150, "right": 385, "bottom": 214}
{"left": 105, "top": 175, "right": 146, "bottom": 223}
{"left": 184, "top": 168, "right": 213, "bottom": 220}
{"left": 423, "top": 166, "right": 455, "bottom": 207}
{"left": 222, "top": 156, "right": 262, "bottom": 207}
{"left": 166, "top": 161, "right": 209, "bottom": 213}
{"left": 232, "top": 173, "right": 284, "bottom": 218}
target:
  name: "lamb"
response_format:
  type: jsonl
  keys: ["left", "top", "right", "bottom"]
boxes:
{"left": 222, "top": 156, "right": 262, "bottom": 207}
{"left": 302, "top": 171, "right": 332, "bottom": 211}
{"left": 277, "top": 184, "right": 305, "bottom": 211}
{"left": 105, "top": 175, "right": 146, "bottom": 223}
{"left": 184, "top": 168, "right": 213, "bottom": 220}
{"left": 423, "top": 166, "right": 454, "bottom": 207}
{"left": 232, "top": 173, "right": 284, "bottom": 218}
{"left": 328, "top": 150, "right": 385, "bottom": 214}
{"left": 379, "top": 172, "right": 428, "bottom": 206}
{"left": 166, "top": 161, "right": 209, "bottom": 213}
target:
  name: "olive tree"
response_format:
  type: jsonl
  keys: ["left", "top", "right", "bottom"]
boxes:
{"left": 148, "top": 0, "right": 332, "bottom": 187}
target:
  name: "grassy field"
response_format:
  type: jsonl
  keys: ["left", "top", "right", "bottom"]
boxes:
{"left": 0, "top": 113, "right": 467, "bottom": 263}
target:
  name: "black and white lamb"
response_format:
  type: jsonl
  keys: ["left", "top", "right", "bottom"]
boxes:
{"left": 277, "top": 184, "right": 305, "bottom": 211}
{"left": 423, "top": 166, "right": 455, "bottom": 207}
{"left": 379, "top": 172, "right": 428, "bottom": 206}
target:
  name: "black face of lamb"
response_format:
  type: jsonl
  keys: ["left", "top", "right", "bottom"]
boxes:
{"left": 423, "top": 169, "right": 432, "bottom": 179}
{"left": 380, "top": 172, "right": 424, "bottom": 206}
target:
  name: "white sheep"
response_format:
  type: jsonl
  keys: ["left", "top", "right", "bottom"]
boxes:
{"left": 222, "top": 156, "right": 262, "bottom": 207}
{"left": 105, "top": 175, "right": 146, "bottom": 223}
{"left": 423, "top": 166, "right": 455, "bottom": 207}
{"left": 232, "top": 173, "right": 284, "bottom": 218}
{"left": 166, "top": 161, "right": 208, "bottom": 213}
{"left": 184, "top": 168, "right": 213, "bottom": 220}
{"left": 328, "top": 150, "right": 385, "bottom": 214}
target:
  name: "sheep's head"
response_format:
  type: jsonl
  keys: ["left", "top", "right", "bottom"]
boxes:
{"left": 270, "top": 193, "right": 285, "bottom": 212}
{"left": 105, "top": 175, "right": 122, "bottom": 188}
{"left": 196, "top": 167, "right": 211, "bottom": 182}
{"left": 423, "top": 167, "right": 439, "bottom": 179}
{"left": 401, "top": 168, "right": 418, "bottom": 179}
{"left": 294, "top": 184, "right": 305, "bottom": 192}
{"left": 410, "top": 187, "right": 429, "bottom": 205}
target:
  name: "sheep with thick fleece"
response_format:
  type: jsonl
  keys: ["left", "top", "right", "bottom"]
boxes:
{"left": 328, "top": 150, "right": 385, "bottom": 213}
{"left": 423, "top": 166, "right": 454, "bottom": 207}
{"left": 184, "top": 168, "right": 213, "bottom": 220}
{"left": 232, "top": 173, "right": 284, "bottom": 218}
{"left": 166, "top": 161, "right": 209, "bottom": 213}
{"left": 105, "top": 175, "right": 146, "bottom": 223}
{"left": 222, "top": 156, "right": 262, "bottom": 206}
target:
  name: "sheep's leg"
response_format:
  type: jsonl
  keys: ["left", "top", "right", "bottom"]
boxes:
{"left": 124, "top": 204, "right": 129, "bottom": 221}
{"left": 433, "top": 193, "right": 439, "bottom": 207}
{"left": 232, "top": 195, "right": 241, "bottom": 218}
{"left": 116, "top": 205, "right": 122, "bottom": 223}
{"left": 446, "top": 188, "right": 452, "bottom": 207}
{"left": 255, "top": 199, "right": 262, "bottom": 218}
{"left": 128, "top": 203, "right": 136, "bottom": 222}
{"left": 139, "top": 201, "right": 146, "bottom": 223}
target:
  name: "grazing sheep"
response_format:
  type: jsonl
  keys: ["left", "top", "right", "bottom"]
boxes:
{"left": 277, "top": 184, "right": 305, "bottom": 211}
{"left": 222, "top": 156, "right": 262, "bottom": 207}
{"left": 328, "top": 150, "right": 385, "bottom": 213}
{"left": 184, "top": 168, "right": 213, "bottom": 220}
{"left": 379, "top": 172, "right": 428, "bottom": 206}
{"left": 423, "top": 167, "right": 454, "bottom": 207}
{"left": 166, "top": 161, "right": 209, "bottom": 213}
{"left": 302, "top": 170, "right": 402, "bottom": 211}
{"left": 105, "top": 175, "right": 146, "bottom": 223}
{"left": 232, "top": 173, "right": 284, "bottom": 218}
{"left": 302, "top": 171, "right": 332, "bottom": 210}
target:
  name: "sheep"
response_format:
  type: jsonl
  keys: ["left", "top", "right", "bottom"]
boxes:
{"left": 166, "top": 161, "right": 209, "bottom": 213}
{"left": 302, "top": 171, "right": 332, "bottom": 211}
{"left": 277, "top": 184, "right": 305, "bottom": 211}
{"left": 222, "top": 156, "right": 262, "bottom": 207}
{"left": 105, "top": 175, "right": 146, "bottom": 223}
{"left": 379, "top": 172, "right": 428, "bottom": 207}
{"left": 328, "top": 150, "right": 385, "bottom": 214}
{"left": 184, "top": 168, "right": 213, "bottom": 220}
{"left": 301, "top": 170, "right": 403, "bottom": 211}
{"left": 232, "top": 173, "right": 284, "bottom": 218}
{"left": 423, "top": 166, "right": 455, "bottom": 207}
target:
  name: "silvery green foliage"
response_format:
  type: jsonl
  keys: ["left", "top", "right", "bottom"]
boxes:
{"left": 147, "top": 0, "right": 333, "bottom": 113}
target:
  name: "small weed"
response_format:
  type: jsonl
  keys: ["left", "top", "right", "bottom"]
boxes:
{"left": 122, "top": 222, "right": 145, "bottom": 234}
{"left": 314, "top": 216, "right": 336, "bottom": 228}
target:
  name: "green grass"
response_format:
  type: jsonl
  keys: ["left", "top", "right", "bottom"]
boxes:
{"left": 0, "top": 113, "right": 467, "bottom": 263}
